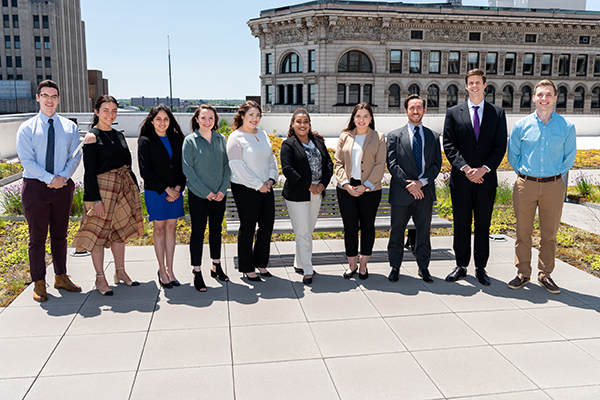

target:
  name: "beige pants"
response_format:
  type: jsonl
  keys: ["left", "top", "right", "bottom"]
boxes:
{"left": 513, "top": 176, "right": 566, "bottom": 279}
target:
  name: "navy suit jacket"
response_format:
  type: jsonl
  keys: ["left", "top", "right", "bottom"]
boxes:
{"left": 442, "top": 101, "right": 507, "bottom": 190}
{"left": 387, "top": 124, "right": 442, "bottom": 206}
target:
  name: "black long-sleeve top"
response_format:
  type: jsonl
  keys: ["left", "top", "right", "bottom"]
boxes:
{"left": 83, "top": 128, "right": 134, "bottom": 202}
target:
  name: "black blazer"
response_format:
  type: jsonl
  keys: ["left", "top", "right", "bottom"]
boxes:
{"left": 138, "top": 131, "right": 186, "bottom": 194}
{"left": 281, "top": 135, "right": 333, "bottom": 201}
{"left": 387, "top": 124, "right": 442, "bottom": 206}
{"left": 443, "top": 100, "right": 507, "bottom": 190}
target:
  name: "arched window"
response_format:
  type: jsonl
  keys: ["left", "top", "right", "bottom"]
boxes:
{"left": 574, "top": 86, "right": 585, "bottom": 109}
{"left": 338, "top": 50, "right": 372, "bottom": 73}
{"left": 521, "top": 86, "right": 532, "bottom": 109}
{"left": 427, "top": 84, "right": 439, "bottom": 108}
{"left": 408, "top": 84, "right": 420, "bottom": 95}
{"left": 592, "top": 87, "right": 600, "bottom": 109}
{"left": 557, "top": 86, "right": 568, "bottom": 109}
{"left": 502, "top": 86, "right": 513, "bottom": 109}
{"left": 447, "top": 85, "right": 458, "bottom": 108}
{"left": 281, "top": 53, "right": 302, "bottom": 73}
{"left": 389, "top": 84, "right": 400, "bottom": 108}
{"left": 484, "top": 86, "right": 495, "bottom": 104}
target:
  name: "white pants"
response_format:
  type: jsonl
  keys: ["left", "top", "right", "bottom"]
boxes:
{"left": 286, "top": 193, "right": 322, "bottom": 275}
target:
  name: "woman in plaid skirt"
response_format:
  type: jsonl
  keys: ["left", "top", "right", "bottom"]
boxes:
{"left": 72, "top": 95, "right": 144, "bottom": 296}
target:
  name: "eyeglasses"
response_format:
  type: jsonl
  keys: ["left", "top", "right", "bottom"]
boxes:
{"left": 39, "top": 94, "right": 59, "bottom": 101}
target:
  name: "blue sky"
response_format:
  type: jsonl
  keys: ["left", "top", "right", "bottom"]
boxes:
{"left": 81, "top": 0, "right": 600, "bottom": 100}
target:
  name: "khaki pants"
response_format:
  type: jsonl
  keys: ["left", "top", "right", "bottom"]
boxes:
{"left": 513, "top": 176, "right": 566, "bottom": 279}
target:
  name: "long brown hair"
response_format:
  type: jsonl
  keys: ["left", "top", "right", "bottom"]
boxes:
{"left": 138, "top": 104, "right": 184, "bottom": 140}
{"left": 231, "top": 100, "right": 261, "bottom": 131}
{"left": 343, "top": 102, "right": 375, "bottom": 132}
{"left": 287, "top": 108, "right": 324, "bottom": 141}
{"left": 92, "top": 95, "right": 118, "bottom": 127}
{"left": 191, "top": 104, "right": 219, "bottom": 132}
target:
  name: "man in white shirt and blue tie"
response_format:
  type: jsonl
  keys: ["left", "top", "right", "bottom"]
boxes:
{"left": 16, "top": 80, "right": 82, "bottom": 302}
{"left": 387, "top": 94, "right": 442, "bottom": 283}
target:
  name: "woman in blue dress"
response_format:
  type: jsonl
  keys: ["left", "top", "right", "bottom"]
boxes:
{"left": 138, "top": 104, "right": 186, "bottom": 289}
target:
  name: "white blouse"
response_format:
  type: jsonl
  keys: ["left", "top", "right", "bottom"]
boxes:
{"left": 226, "top": 128, "right": 279, "bottom": 190}
{"left": 350, "top": 134, "right": 366, "bottom": 181}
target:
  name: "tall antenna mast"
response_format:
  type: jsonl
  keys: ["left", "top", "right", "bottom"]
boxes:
{"left": 168, "top": 35, "right": 173, "bottom": 110}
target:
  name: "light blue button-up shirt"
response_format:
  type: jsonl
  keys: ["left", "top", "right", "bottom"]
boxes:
{"left": 507, "top": 111, "right": 576, "bottom": 178}
{"left": 16, "top": 111, "right": 82, "bottom": 184}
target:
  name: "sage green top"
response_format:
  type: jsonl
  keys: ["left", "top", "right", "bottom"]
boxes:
{"left": 182, "top": 129, "right": 231, "bottom": 198}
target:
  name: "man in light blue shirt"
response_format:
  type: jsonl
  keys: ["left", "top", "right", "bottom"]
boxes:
{"left": 507, "top": 79, "right": 576, "bottom": 294}
{"left": 16, "top": 80, "right": 82, "bottom": 302}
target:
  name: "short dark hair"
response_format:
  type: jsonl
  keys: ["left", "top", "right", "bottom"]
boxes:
{"left": 534, "top": 79, "right": 557, "bottom": 96}
{"left": 465, "top": 69, "right": 486, "bottom": 84}
{"left": 37, "top": 80, "right": 59, "bottom": 96}
{"left": 404, "top": 94, "right": 425, "bottom": 110}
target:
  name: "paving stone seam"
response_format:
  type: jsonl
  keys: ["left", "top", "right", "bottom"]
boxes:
{"left": 126, "top": 284, "right": 161, "bottom": 400}
{"left": 21, "top": 286, "right": 90, "bottom": 399}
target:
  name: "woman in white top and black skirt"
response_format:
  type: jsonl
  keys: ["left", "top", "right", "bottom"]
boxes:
{"left": 335, "top": 103, "right": 386, "bottom": 280}
{"left": 226, "top": 101, "right": 279, "bottom": 281}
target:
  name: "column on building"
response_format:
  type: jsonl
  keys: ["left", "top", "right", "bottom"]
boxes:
{"left": 566, "top": 92, "right": 575, "bottom": 114}
{"left": 359, "top": 84, "right": 364, "bottom": 103}
{"left": 345, "top": 83, "right": 350, "bottom": 105}
{"left": 513, "top": 92, "right": 522, "bottom": 114}
{"left": 584, "top": 93, "right": 593, "bottom": 114}
{"left": 284, "top": 85, "right": 289, "bottom": 105}
{"left": 293, "top": 85, "right": 298, "bottom": 105}
{"left": 439, "top": 90, "right": 448, "bottom": 115}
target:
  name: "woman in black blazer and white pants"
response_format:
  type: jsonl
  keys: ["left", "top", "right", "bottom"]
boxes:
{"left": 138, "top": 104, "right": 186, "bottom": 289}
{"left": 281, "top": 109, "right": 333, "bottom": 284}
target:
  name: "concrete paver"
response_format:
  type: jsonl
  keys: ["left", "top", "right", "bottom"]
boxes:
{"left": 3, "top": 236, "right": 600, "bottom": 399}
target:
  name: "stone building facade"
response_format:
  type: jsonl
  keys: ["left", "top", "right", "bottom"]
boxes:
{"left": 0, "top": 0, "right": 89, "bottom": 112}
{"left": 248, "top": 1, "right": 600, "bottom": 115}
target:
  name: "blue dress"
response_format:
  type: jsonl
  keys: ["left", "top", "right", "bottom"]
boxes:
{"left": 145, "top": 136, "right": 185, "bottom": 222}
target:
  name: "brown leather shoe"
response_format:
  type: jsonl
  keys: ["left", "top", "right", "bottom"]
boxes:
{"left": 54, "top": 274, "right": 82, "bottom": 292}
{"left": 33, "top": 280, "right": 48, "bottom": 302}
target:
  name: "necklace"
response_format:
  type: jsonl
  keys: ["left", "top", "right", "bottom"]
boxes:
{"left": 100, "top": 129, "right": 114, "bottom": 144}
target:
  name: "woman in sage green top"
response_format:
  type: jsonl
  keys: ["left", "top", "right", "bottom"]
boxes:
{"left": 182, "top": 104, "right": 231, "bottom": 292}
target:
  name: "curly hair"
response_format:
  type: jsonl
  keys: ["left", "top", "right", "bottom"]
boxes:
{"left": 231, "top": 100, "right": 261, "bottom": 131}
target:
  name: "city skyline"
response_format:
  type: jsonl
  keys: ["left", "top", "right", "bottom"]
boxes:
{"left": 81, "top": 0, "right": 600, "bottom": 100}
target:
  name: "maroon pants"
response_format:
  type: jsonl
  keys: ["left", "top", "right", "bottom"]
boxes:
{"left": 22, "top": 178, "right": 74, "bottom": 282}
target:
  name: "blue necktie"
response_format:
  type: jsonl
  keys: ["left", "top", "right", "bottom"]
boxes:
{"left": 46, "top": 118, "right": 55, "bottom": 174}
{"left": 473, "top": 105, "right": 480, "bottom": 140}
{"left": 413, "top": 126, "right": 422, "bottom": 177}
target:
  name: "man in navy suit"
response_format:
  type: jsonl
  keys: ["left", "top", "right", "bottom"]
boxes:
{"left": 387, "top": 94, "right": 442, "bottom": 283}
{"left": 443, "top": 69, "right": 507, "bottom": 285}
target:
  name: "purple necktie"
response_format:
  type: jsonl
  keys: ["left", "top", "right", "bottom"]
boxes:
{"left": 472, "top": 105, "right": 480, "bottom": 140}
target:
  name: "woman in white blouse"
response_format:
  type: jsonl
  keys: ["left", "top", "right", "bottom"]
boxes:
{"left": 335, "top": 103, "right": 386, "bottom": 280}
{"left": 226, "top": 101, "right": 279, "bottom": 282}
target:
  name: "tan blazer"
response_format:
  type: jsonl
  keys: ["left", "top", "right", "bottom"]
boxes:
{"left": 334, "top": 128, "right": 386, "bottom": 191}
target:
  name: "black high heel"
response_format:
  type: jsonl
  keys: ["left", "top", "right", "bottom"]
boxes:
{"left": 211, "top": 262, "right": 229, "bottom": 281}
{"left": 243, "top": 273, "right": 262, "bottom": 282}
{"left": 358, "top": 266, "right": 369, "bottom": 280}
{"left": 157, "top": 271, "right": 173, "bottom": 289}
{"left": 343, "top": 267, "right": 358, "bottom": 279}
{"left": 192, "top": 270, "right": 207, "bottom": 292}
{"left": 257, "top": 267, "right": 272, "bottom": 277}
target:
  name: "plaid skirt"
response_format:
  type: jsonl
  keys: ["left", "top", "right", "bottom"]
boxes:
{"left": 72, "top": 166, "right": 144, "bottom": 252}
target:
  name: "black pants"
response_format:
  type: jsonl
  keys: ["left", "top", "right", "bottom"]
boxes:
{"left": 388, "top": 199, "right": 433, "bottom": 271}
{"left": 188, "top": 190, "right": 226, "bottom": 266}
{"left": 231, "top": 183, "right": 275, "bottom": 273}
{"left": 450, "top": 184, "right": 496, "bottom": 269}
{"left": 337, "top": 185, "right": 381, "bottom": 257}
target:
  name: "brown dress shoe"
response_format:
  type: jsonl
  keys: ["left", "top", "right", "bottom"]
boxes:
{"left": 54, "top": 274, "right": 82, "bottom": 292}
{"left": 33, "top": 280, "right": 48, "bottom": 302}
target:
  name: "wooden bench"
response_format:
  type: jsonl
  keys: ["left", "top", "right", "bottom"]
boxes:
{"left": 225, "top": 187, "right": 452, "bottom": 235}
